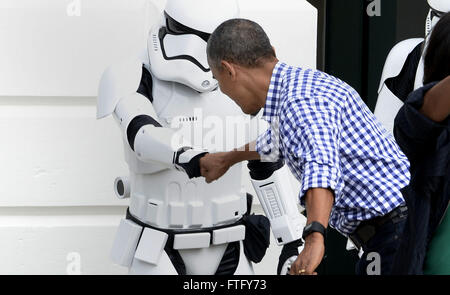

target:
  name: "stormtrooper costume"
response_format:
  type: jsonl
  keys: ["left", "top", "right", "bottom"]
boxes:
{"left": 374, "top": 0, "right": 450, "bottom": 134}
{"left": 97, "top": 0, "right": 306, "bottom": 275}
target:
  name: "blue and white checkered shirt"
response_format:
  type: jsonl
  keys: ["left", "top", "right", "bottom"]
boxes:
{"left": 256, "top": 62, "right": 411, "bottom": 236}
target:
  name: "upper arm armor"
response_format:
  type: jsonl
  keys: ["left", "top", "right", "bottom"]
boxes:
{"left": 97, "top": 59, "right": 143, "bottom": 119}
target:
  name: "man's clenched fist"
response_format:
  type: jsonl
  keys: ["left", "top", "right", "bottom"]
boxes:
{"left": 199, "top": 152, "right": 232, "bottom": 183}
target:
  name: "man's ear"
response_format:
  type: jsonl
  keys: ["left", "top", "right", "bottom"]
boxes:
{"left": 272, "top": 46, "right": 277, "bottom": 57}
{"left": 221, "top": 60, "right": 237, "bottom": 81}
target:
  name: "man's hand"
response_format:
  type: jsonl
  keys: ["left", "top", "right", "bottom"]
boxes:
{"left": 200, "top": 152, "right": 232, "bottom": 183}
{"left": 289, "top": 232, "right": 325, "bottom": 275}
{"left": 199, "top": 142, "right": 260, "bottom": 183}
{"left": 289, "top": 188, "right": 332, "bottom": 275}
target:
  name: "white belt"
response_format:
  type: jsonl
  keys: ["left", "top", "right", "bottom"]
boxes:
{"left": 173, "top": 225, "right": 246, "bottom": 250}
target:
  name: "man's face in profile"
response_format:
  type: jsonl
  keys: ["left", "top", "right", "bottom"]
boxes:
{"left": 209, "top": 61, "right": 261, "bottom": 115}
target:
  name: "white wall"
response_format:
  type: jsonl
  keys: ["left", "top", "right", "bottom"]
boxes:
{"left": 0, "top": 0, "right": 316, "bottom": 274}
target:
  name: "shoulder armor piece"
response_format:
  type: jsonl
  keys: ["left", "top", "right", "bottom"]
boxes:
{"left": 378, "top": 38, "right": 424, "bottom": 93}
{"left": 97, "top": 59, "right": 143, "bottom": 119}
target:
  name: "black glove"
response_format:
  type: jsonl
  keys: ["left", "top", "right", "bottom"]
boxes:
{"left": 174, "top": 148, "right": 209, "bottom": 179}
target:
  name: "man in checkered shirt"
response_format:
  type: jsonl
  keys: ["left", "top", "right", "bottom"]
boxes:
{"left": 200, "top": 19, "right": 411, "bottom": 275}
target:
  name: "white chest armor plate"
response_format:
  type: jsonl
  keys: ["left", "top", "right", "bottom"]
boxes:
{"left": 126, "top": 73, "right": 249, "bottom": 230}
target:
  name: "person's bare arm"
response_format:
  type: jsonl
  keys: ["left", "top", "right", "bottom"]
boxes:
{"left": 200, "top": 141, "right": 260, "bottom": 183}
{"left": 304, "top": 188, "right": 334, "bottom": 232}
{"left": 289, "top": 188, "right": 334, "bottom": 275}
{"left": 226, "top": 140, "right": 261, "bottom": 164}
{"left": 420, "top": 76, "right": 450, "bottom": 122}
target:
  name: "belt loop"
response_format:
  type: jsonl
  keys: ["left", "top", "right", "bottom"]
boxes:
{"left": 349, "top": 235, "right": 362, "bottom": 251}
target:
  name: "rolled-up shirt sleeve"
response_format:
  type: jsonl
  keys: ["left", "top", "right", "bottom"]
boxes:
{"left": 297, "top": 124, "right": 344, "bottom": 206}
{"left": 255, "top": 128, "right": 273, "bottom": 155}
{"left": 255, "top": 120, "right": 282, "bottom": 162}
{"left": 280, "top": 100, "right": 344, "bottom": 206}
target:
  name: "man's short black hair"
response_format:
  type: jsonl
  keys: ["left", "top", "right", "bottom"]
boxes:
{"left": 424, "top": 12, "right": 450, "bottom": 84}
{"left": 207, "top": 18, "right": 276, "bottom": 70}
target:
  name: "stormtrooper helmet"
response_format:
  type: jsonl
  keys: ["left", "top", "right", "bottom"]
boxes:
{"left": 426, "top": 0, "right": 450, "bottom": 35}
{"left": 148, "top": 0, "right": 239, "bottom": 92}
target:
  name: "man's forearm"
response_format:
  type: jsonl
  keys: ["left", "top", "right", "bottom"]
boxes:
{"left": 289, "top": 188, "right": 333, "bottom": 275}
{"left": 304, "top": 188, "right": 334, "bottom": 240}
{"left": 225, "top": 140, "right": 261, "bottom": 166}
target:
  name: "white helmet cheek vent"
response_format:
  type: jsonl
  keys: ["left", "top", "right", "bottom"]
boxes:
{"left": 147, "top": 25, "right": 218, "bottom": 93}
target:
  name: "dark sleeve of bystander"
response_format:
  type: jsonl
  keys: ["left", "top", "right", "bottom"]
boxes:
{"left": 393, "top": 80, "right": 449, "bottom": 164}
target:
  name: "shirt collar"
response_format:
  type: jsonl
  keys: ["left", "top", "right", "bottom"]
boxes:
{"left": 262, "top": 61, "right": 289, "bottom": 122}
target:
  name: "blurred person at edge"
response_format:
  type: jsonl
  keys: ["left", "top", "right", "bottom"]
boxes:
{"left": 392, "top": 12, "right": 450, "bottom": 275}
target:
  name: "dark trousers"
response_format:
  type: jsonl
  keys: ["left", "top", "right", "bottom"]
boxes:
{"left": 355, "top": 217, "right": 407, "bottom": 275}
